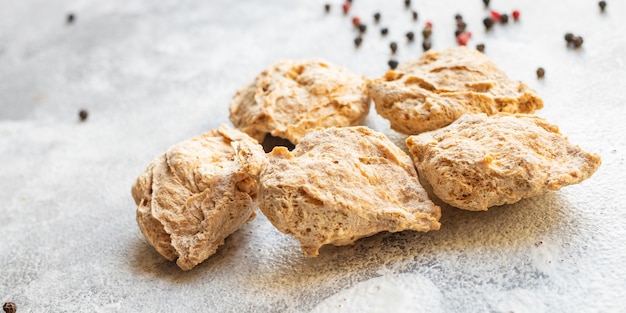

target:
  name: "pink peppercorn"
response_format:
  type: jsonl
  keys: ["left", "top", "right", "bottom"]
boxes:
{"left": 456, "top": 32, "right": 472, "bottom": 46}
{"left": 490, "top": 10, "right": 500, "bottom": 20}
{"left": 512, "top": 10, "right": 520, "bottom": 21}
{"left": 352, "top": 16, "right": 360, "bottom": 27}
{"left": 425, "top": 21, "right": 433, "bottom": 28}
{"left": 342, "top": 2, "right": 350, "bottom": 14}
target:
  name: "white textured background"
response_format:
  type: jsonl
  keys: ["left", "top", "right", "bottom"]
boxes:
{"left": 1, "top": 0, "right": 625, "bottom": 312}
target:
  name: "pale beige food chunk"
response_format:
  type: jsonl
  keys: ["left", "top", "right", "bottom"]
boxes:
{"left": 406, "top": 113, "right": 602, "bottom": 211}
{"left": 367, "top": 46, "right": 544, "bottom": 135}
{"left": 229, "top": 59, "right": 370, "bottom": 144}
{"left": 258, "top": 126, "right": 441, "bottom": 257}
{"left": 131, "top": 125, "right": 266, "bottom": 270}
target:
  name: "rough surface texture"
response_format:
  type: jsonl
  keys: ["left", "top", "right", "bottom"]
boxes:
{"left": 367, "top": 47, "right": 544, "bottom": 135}
{"left": 406, "top": 113, "right": 602, "bottom": 211}
{"left": 1, "top": 0, "right": 626, "bottom": 312}
{"left": 131, "top": 125, "right": 265, "bottom": 270}
{"left": 259, "top": 126, "right": 441, "bottom": 257}
{"left": 229, "top": 59, "right": 370, "bottom": 144}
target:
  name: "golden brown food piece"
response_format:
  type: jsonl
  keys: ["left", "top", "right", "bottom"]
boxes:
{"left": 131, "top": 125, "right": 266, "bottom": 270}
{"left": 258, "top": 126, "right": 441, "bottom": 257}
{"left": 367, "top": 46, "right": 544, "bottom": 135}
{"left": 406, "top": 113, "right": 601, "bottom": 211}
{"left": 229, "top": 59, "right": 370, "bottom": 144}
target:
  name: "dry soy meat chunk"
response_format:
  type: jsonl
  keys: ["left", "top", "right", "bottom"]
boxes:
{"left": 131, "top": 125, "right": 265, "bottom": 270}
{"left": 406, "top": 113, "right": 601, "bottom": 211}
{"left": 367, "top": 46, "right": 543, "bottom": 135}
{"left": 258, "top": 126, "right": 441, "bottom": 257}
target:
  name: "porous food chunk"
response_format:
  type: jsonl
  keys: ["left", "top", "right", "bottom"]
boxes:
{"left": 406, "top": 113, "right": 601, "bottom": 211}
{"left": 131, "top": 125, "right": 266, "bottom": 270}
{"left": 259, "top": 126, "right": 441, "bottom": 256}
{"left": 367, "top": 46, "right": 543, "bottom": 135}
{"left": 229, "top": 59, "right": 370, "bottom": 144}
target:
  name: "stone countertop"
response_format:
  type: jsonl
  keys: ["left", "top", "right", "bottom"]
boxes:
{"left": 1, "top": 0, "right": 625, "bottom": 312}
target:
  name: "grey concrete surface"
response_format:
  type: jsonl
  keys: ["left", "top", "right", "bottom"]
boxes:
{"left": 1, "top": 0, "right": 625, "bottom": 312}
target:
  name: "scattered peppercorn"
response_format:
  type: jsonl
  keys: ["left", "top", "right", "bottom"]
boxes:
{"left": 490, "top": 11, "right": 500, "bottom": 21}
{"left": 536, "top": 67, "right": 545, "bottom": 79}
{"left": 483, "top": 17, "right": 495, "bottom": 30}
{"left": 404, "top": 0, "right": 411, "bottom": 8}
{"left": 412, "top": 11, "right": 418, "bottom": 21}
{"left": 456, "top": 32, "right": 471, "bottom": 46}
{"left": 599, "top": 1, "right": 607, "bottom": 12}
{"left": 455, "top": 14, "right": 463, "bottom": 22}
{"left": 406, "top": 31, "right": 414, "bottom": 42}
{"left": 354, "top": 36, "right": 363, "bottom": 47}
{"left": 346, "top": 0, "right": 352, "bottom": 2}
{"left": 381, "top": 27, "right": 389, "bottom": 35}
{"left": 422, "top": 40, "right": 431, "bottom": 51}
{"left": 455, "top": 29, "right": 463, "bottom": 37}
{"left": 483, "top": 0, "right": 490, "bottom": 7}
{"left": 3, "top": 302, "right": 16, "bottom": 313}
{"left": 425, "top": 21, "right": 433, "bottom": 28}
{"left": 79, "top": 109, "right": 89, "bottom": 121}
{"left": 457, "top": 21, "right": 467, "bottom": 32}
{"left": 374, "top": 12, "right": 381, "bottom": 23}
{"left": 342, "top": 2, "right": 350, "bottom": 14}
{"left": 324, "top": 4, "right": 330, "bottom": 13}
{"left": 565, "top": 33, "right": 574, "bottom": 44}
{"left": 358, "top": 24, "right": 367, "bottom": 33}
{"left": 388, "top": 59, "right": 399, "bottom": 69}
{"left": 422, "top": 26, "right": 432, "bottom": 39}
{"left": 476, "top": 43, "right": 485, "bottom": 53}
{"left": 512, "top": 10, "right": 520, "bottom": 21}
{"left": 572, "top": 36, "right": 584, "bottom": 48}
{"left": 352, "top": 16, "right": 361, "bottom": 27}
{"left": 66, "top": 13, "right": 75, "bottom": 25}
{"left": 499, "top": 13, "right": 509, "bottom": 24}
{"left": 390, "top": 42, "right": 398, "bottom": 54}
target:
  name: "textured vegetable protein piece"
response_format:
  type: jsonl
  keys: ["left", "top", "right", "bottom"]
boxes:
{"left": 229, "top": 59, "right": 370, "bottom": 144}
{"left": 366, "top": 46, "right": 544, "bottom": 135}
{"left": 131, "top": 125, "right": 266, "bottom": 270}
{"left": 258, "top": 126, "right": 441, "bottom": 257}
{"left": 405, "top": 113, "right": 601, "bottom": 211}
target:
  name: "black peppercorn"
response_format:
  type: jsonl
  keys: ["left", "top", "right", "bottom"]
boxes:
{"left": 536, "top": 67, "right": 545, "bottom": 79}
{"left": 599, "top": 1, "right": 607, "bottom": 12}
{"left": 354, "top": 36, "right": 363, "bottom": 47}
{"left": 404, "top": 0, "right": 411, "bottom": 8}
{"left": 455, "top": 14, "right": 463, "bottom": 22}
{"left": 483, "top": 17, "right": 494, "bottom": 30}
{"left": 572, "top": 36, "right": 584, "bottom": 48}
{"left": 66, "top": 13, "right": 75, "bottom": 25}
{"left": 454, "top": 29, "right": 463, "bottom": 37}
{"left": 476, "top": 43, "right": 485, "bottom": 53}
{"left": 3, "top": 302, "right": 16, "bottom": 313}
{"left": 381, "top": 27, "right": 388, "bottom": 36}
{"left": 324, "top": 4, "right": 330, "bottom": 13}
{"left": 422, "top": 26, "right": 432, "bottom": 39}
{"left": 406, "top": 31, "right": 414, "bottom": 42}
{"left": 422, "top": 40, "right": 431, "bottom": 51}
{"left": 388, "top": 59, "right": 399, "bottom": 70}
{"left": 483, "top": 0, "right": 490, "bottom": 7}
{"left": 79, "top": 109, "right": 88, "bottom": 121}
{"left": 374, "top": 12, "right": 381, "bottom": 23}
{"left": 412, "top": 11, "right": 418, "bottom": 21}
{"left": 565, "top": 33, "right": 574, "bottom": 44}
{"left": 358, "top": 24, "right": 367, "bottom": 33}
{"left": 390, "top": 42, "right": 398, "bottom": 54}
{"left": 499, "top": 13, "right": 509, "bottom": 24}
{"left": 457, "top": 21, "right": 467, "bottom": 32}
